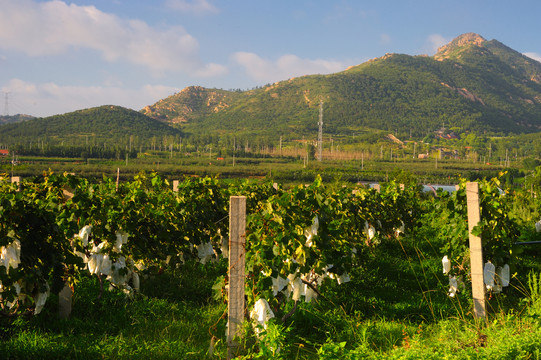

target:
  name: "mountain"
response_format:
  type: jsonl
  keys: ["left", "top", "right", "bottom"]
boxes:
{"left": 0, "top": 105, "right": 182, "bottom": 147}
{"left": 142, "top": 33, "right": 541, "bottom": 140}
{"left": 141, "top": 86, "right": 247, "bottom": 124}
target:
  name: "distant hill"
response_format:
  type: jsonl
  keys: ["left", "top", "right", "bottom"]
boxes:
{"left": 0, "top": 114, "right": 34, "bottom": 125}
{"left": 142, "top": 33, "right": 541, "bottom": 140}
{"left": 0, "top": 105, "right": 182, "bottom": 148}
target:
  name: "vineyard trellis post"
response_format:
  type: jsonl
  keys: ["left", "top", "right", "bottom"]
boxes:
{"left": 115, "top": 168, "right": 120, "bottom": 191}
{"left": 228, "top": 196, "right": 246, "bottom": 359}
{"left": 11, "top": 176, "right": 20, "bottom": 191}
{"left": 466, "top": 182, "right": 486, "bottom": 319}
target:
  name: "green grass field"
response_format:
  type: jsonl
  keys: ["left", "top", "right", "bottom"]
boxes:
{"left": 2, "top": 228, "right": 541, "bottom": 359}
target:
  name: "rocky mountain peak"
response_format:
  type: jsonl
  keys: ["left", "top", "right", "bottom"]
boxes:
{"left": 434, "top": 33, "right": 487, "bottom": 60}
{"left": 446, "top": 33, "right": 485, "bottom": 48}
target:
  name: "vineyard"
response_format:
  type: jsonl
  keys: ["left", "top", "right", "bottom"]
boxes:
{"left": 1, "top": 172, "right": 541, "bottom": 359}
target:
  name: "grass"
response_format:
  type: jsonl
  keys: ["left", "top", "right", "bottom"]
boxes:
{"left": 0, "top": 296, "right": 226, "bottom": 359}
{"left": 2, "top": 214, "right": 541, "bottom": 359}
{"left": 0, "top": 261, "right": 229, "bottom": 359}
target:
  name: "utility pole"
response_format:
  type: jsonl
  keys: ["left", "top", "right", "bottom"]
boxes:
{"left": 317, "top": 99, "right": 323, "bottom": 162}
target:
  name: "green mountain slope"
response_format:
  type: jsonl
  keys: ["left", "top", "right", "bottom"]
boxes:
{"left": 142, "top": 33, "right": 541, "bottom": 140}
{"left": 0, "top": 105, "right": 182, "bottom": 147}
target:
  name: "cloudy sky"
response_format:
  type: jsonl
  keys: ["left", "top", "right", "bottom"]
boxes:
{"left": 1, "top": 0, "right": 540, "bottom": 117}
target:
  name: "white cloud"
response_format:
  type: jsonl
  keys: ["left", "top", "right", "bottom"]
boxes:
{"left": 232, "top": 52, "right": 346, "bottom": 84}
{"left": 524, "top": 52, "right": 541, "bottom": 63}
{"left": 425, "top": 34, "right": 451, "bottom": 54}
{"left": 0, "top": 0, "right": 225, "bottom": 75}
{"left": 380, "top": 33, "right": 391, "bottom": 44}
{"left": 193, "top": 63, "right": 229, "bottom": 77}
{"left": 165, "top": 0, "right": 219, "bottom": 15}
{"left": 2, "top": 79, "right": 178, "bottom": 117}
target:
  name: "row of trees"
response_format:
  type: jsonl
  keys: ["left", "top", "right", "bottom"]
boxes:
{"left": 6, "top": 144, "right": 138, "bottom": 160}
{"left": 1, "top": 133, "right": 538, "bottom": 168}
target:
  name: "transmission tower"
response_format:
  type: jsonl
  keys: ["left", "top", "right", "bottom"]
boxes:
{"left": 317, "top": 99, "right": 323, "bottom": 161}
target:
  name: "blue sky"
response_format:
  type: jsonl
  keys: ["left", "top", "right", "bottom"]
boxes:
{"left": 1, "top": 0, "right": 540, "bottom": 117}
